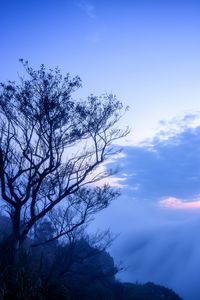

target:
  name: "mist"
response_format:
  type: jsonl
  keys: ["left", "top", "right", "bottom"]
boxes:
{"left": 94, "top": 197, "right": 200, "bottom": 300}
{"left": 94, "top": 116, "right": 200, "bottom": 300}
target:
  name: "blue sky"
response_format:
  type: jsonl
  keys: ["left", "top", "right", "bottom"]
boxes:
{"left": 1, "top": 0, "right": 200, "bottom": 142}
{"left": 1, "top": 1, "right": 200, "bottom": 299}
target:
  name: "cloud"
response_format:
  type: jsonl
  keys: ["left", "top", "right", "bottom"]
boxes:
{"left": 153, "top": 112, "right": 200, "bottom": 143}
{"left": 92, "top": 114, "right": 200, "bottom": 299}
{"left": 114, "top": 211, "right": 200, "bottom": 300}
{"left": 75, "top": 1, "right": 96, "bottom": 19}
{"left": 111, "top": 114, "right": 200, "bottom": 203}
{"left": 94, "top": 196, "right": 200, "bottom": 300}
{"left": 159, "top": 197, "right": 200, "bottom": 209}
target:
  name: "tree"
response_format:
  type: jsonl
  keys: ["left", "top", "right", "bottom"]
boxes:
{"left": 0, "top": 60, "right": 129, "bottom": 260}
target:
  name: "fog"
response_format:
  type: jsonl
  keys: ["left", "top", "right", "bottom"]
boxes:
{"left": 94, "top": 197, "right": 200, "bottom": 300}
{"left": 94, "top": 116, "right": 200, "bottom": 300}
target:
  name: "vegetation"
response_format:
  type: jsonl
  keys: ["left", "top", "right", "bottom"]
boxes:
{"left": 0, "top": 62, "right": 182, "bottom": 299}
{"left": 0, "top": 216, "right": 182, "bottom": 300}
{"left": 0, "top": 60, "right": 129, "bottom": 260}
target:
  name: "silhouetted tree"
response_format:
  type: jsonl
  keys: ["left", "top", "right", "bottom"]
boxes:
{"left": 0, "top": 60, "right": 129, "bottom": 262}
{"left": 0, "top": 63, "right": 184, "bottom": 300}
{"left": 0, "top": 215, "right": 183, "bottom": 300}
{"left": 0, "top": 215, "right": 119, "bottom": 300}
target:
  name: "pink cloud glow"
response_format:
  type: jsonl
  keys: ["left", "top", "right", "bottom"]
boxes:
{"left": 159, "top": 197, "right": 200, "bottom": 210}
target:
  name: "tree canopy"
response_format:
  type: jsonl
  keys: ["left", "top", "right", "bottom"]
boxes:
{"left": 0, "top": 62, "right": 183, "bottom": 300}
{"left": 0, "top": 60, "right": 129, "bottom": 257}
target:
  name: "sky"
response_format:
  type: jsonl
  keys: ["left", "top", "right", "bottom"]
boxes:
{"left": 94, "top": 119, "right": 200, "bottom": 299}
{"left": 1, "top": 0, "right": 200, "bottom": 299}
{"left": 1, "top": 0, "right": 200, "bottom": 142}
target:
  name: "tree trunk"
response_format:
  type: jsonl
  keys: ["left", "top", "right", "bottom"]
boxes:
{"left": 0, "top": 207, "right": 24, "bottom": 266}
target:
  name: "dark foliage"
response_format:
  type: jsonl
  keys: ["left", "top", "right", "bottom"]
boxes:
{"left": 0, "top": 217, "right": 182, "bottom": 300}
{"left": 0, "top": 64, "right": 182, "bottom": 299}
{"left": 0, "top": 61, "right": 129, "bottom": 263}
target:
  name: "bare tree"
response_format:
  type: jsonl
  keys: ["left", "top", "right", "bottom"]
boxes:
{"left": 0, "top": 60, "right": 129, "bottom": 259}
